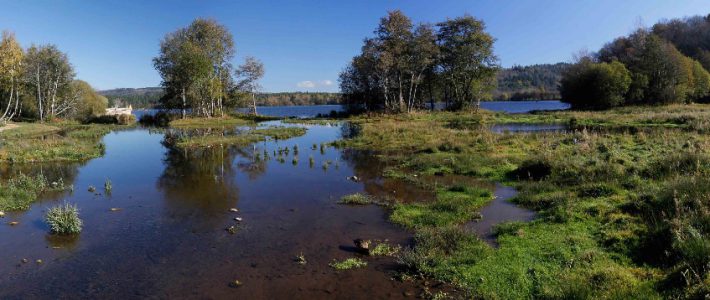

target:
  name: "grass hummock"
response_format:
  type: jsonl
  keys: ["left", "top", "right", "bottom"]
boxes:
{"left": 45, "top": 203, "right": 83, "bottom": 235}
{"left": 329, "top": 258, "right": 368, "bottom": 270}
{"left": 338, "top": 193, "right": 373, "bottom": 205}
{"left": 0, "top": 173, "right": 66, "bottom": 211}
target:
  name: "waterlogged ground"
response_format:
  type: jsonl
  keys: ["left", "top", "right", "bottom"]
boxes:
{"left": 0, "top": 121, "right": 533, "bottom": 299}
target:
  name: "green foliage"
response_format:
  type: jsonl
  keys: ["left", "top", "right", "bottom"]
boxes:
{"left": 495, "top": 63, "right": 569, "bottom": 100}
{"left": 45, "top": 203, "right": 82, "bottom": 235}
{"left": 369, "top": 243, "right": 401, "bottom": 256}
{"left": 329, "top": 258, "right": 368, "bottom": 270}
{"left": 560, "top": 60, "right": 632, "bottom": 109}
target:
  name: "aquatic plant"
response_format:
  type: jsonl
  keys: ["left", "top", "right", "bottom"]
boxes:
{"left": 104, "top": 178, "right": 112, "bottom": 193}
{"left": 0, "top": 173, "right": 64, "bottom": 211}
{"left": 338, "top": 193, "right": 372, "bottom": 205}
{"left": 329, "top": 258, "right": 367, "bottom": 270}
{"left": 369, "top": 243, "right": 401, "bottom": 256}
{"left": 295, "top": 252, "right": 307, "bottom": 265}
{"left": 309, "top": 155, "right": 314, "bottom": 168}
{"left": 45, "top": 203, "right": 83, "bottom": 235}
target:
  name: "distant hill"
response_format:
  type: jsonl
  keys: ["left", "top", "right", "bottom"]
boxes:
{"left": 99, "top": 88, "right": 342, "bottom": 108}
{"left": 101, "top": 64, "right": 568, "bottom": 108}
{"left": 99, "top": 87, "right": 164, "bottom": 108}
{"left": 495, "top": 63, "right": 569, "bottom": 100}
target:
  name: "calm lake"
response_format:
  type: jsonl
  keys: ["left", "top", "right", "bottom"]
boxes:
{"left": 0, "top": 101, "right": 557, "bottom": 298}
{"left": 135, "top": 100, "right": 569, "bottom": 119}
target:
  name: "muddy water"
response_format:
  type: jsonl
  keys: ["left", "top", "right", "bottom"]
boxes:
{"left": 0, "top": 121, "right": 533, "bottom": 299}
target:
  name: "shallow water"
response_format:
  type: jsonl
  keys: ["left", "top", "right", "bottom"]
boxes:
{"left": 0, "top": 121, "right": 534, "bottom": 298}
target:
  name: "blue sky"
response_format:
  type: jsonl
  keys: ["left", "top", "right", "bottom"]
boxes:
{"left": 1, "top": 0, "right": 709, "bottom": 92}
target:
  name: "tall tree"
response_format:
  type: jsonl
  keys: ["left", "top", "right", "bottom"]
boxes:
{"left": 0, "top": 31, "right": 23, "bottom": 122}
{"left": 235, "top": 56, "right": 264, "bottom": 115}
{"left": 437, "top": 15, "right": 500, "bottom": 111}
{"left": 23, "top": 44, "right": 76, "bottom": 121}
{"left": 153, "top": 18, "right": 235, "bottom": 118}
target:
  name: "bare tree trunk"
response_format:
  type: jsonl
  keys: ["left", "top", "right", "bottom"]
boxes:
{"left": 181, "top": 87, "right": 187, "bottom": 119}
{"left": 1, "top": 77, "right": 14, "bottom": 121}
{"left": 251, "top": 92, "right": 258, "bottom": 115}
{"left": 36, "top": 69, "right": 43, "bottom": 122}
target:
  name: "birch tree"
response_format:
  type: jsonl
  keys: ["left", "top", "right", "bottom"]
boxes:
{"left": 0, "top": 31, "right": 24, "bottom": 122}
{"left": 235, "top": 56, "right": 264, "bottom": 115}
{"left": 23, "top": 44, "right": 76, "bottom": 121}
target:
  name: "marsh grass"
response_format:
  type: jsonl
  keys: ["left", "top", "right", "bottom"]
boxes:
{"left": 0, "top": 173, "right": 65, "bottom": 211}
{"left": 168, "top": 127, "right": 307, "bottom": 148}
{"left": 340, "top": 107, "right": 710, "bottom": 298}
{"left": 0, "top": 122, "right": 125, "bottom": 163}
{"left": 329, "top": 258, "right": 367, "bottom": 270}
{"left": 338, "top": 193, "right": 372, "bottom": 205}
{"left": 46, "top": 203, "right": 83, "bottom": 235}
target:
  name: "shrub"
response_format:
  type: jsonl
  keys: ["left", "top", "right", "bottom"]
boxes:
{"left": 46, "top": 203, "right": 83, "bottom": 235}
{"left": 510, "top": 158, "right": 552, "bottom": 180}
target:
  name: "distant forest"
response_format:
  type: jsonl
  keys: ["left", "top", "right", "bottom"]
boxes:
{"left": 100, "top": 64, "right": 567, "bottom": 108}
{"left": 495, "top": 63, "right": 568, "bottom": 100}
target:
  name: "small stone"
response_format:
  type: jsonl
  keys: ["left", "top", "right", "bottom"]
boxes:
{"left": 403, "top": 291, "right": 415, "bottom": 297}
{"left": 226, "top": 225, "right": 238, "bottom": 234}
{"left": 229, "top": 208, "right": 239, "bottom": 212}
{"left": 234, "top": 217, "right": 243, "bottom": 222}
{"left": 88, "top": 186, "right": 96, "bottom": 193}
{"left": 8, "top": 221, "right": 19, "bottom": 226}
{"left": 230, "top": 280, "right": 243, "bottom": 288}
{"left": 0, "top": 211, "right": 5, "bottom": 217}
{"left": 21, "top": 259, "right": 28, "bottom": 263}
{"left": 36, "top": 259, "right": 42, "bottom": 264}
{"left": 353, "top": 238, "right": 370, "bottom": 254}
{"left": 109, "top": 208, "right": 122, "bottom": 212}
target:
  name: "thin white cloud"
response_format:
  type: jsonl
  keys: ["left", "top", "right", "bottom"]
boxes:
{"left": 296, "top": 79, "right": 334, "bottom": 89}
{"left": 297, "top": 81, "right": 316, "bottom": 88}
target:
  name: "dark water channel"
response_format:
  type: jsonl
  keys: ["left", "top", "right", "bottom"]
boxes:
{"left": 0, "top": 121, "right": 535, "bottom": 299}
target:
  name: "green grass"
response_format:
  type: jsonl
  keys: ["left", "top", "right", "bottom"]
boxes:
{"left": 169, "top": 116, "right": 255, "bottom": 128}
{"left": 329, "top": 258, "right": 368, "bottom": 270}
{"left": 45, "top": 203, "right": 83, "bottom": 235}
{"left": 338, "top": 193, "right": 373, "bottom": 205}
{"left": 390, "top": 186, "right": 492, "bottom": 229}
{"left": 0, "top": 122, "right": 128, "bottom": 163}
{"left": 168, "top": 126, "right": 307, "bottom": 148}
{"left": 0, "top": 173, "right": 66, "bottom": 211}
{"left": 369, "top": 243, "right": 401, "bottom": 256}
{"left": 339, "top": 105, "right": 710, "bottom": 298}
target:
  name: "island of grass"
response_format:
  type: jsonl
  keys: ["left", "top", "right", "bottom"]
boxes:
{"left": 168, "top": 113, "right": 281, "bottom": 128}
{"left": 166, "top": 126, "right": 307, "bottom": 148}
{"left": 337, "top": 104, "right": 710, "bottom": 299}
{"left": 0, "top": 121, "right": 131, "bottom": 163}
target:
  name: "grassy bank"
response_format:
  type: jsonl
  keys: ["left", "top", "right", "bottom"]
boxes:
{"left": 339, "top": 105, "right": 710, "bottom": 298}
{"left": 0, "top": 173, "right": 67, "bottom": 211}
{"left": 0, "top": 122, "right": 128, "bottom": 163}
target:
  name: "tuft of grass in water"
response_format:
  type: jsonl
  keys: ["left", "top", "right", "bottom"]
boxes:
{"left": 295, "top": 252, "right": 307, "bottom": 265}
{"left": 45, "top": 203, "right": 83, "bottom": 235}
{"left": 104, "top": 178, "right": 112, "bottom": 193}
{"left": 338, "top": 193, "right": 373, "bottom": 205}
{"left": 329, "top": 258, "right": 367, "bottom": 270}
{"left": 0, "top": 173, "right": 65, "bottom": 211}
{"left": 370, "top": 243, "right": 401, "bottom": 256}
{"left": 309, "top": 155, "right": 314, "bottom": 168}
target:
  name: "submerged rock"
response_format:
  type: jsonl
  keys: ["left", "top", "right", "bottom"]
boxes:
{"left": 229, "top": 280, "right": 243, "bottom": 288}
{"left": 109, "top": 208, "right": 122, "bottom": 212}
{"left": 8, "top": 221, "right": 19, "bottom": 226}
{"left": 234, "top": 217, "right": 243, "bottom": 222}
{"left": 0, "top": 211, "right": 5, "bottom": 217}
{"left": 226, "top": 225, "right": 238, "bottom": 234}
{"left": 347, "top": 176, "right": 360, "bottom": 182}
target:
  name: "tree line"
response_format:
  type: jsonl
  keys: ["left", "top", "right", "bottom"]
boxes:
{"left": 339, "top": 10, "right": 499, "bottom": 113}
{"left": 495, "top": 63, "right": 568, "bottom": 100}
{"left": 561, "top": 14, "right": 710, "bottom": 109}
{"left": 0, "top": 31, "right": 107, "bottom": 123}
{"left": 153, "top": 18, "right": 265, "bottom": 117}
